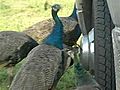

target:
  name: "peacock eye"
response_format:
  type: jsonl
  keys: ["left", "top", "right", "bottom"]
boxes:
{"left": 53, "top": 7, "right": 58, "bottom": 11}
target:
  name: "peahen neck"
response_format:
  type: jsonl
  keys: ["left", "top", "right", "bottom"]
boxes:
{"left": 69, "top": 4, "right": 78, "bottom": 21}
{"left": 43, "top": 9, "right": 63, "bottom": 50}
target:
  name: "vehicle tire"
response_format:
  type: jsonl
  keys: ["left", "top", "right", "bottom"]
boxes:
{"left": 93, "top": 0, "right": 116, "bottom": 90}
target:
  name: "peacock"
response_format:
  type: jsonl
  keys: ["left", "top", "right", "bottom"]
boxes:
{"left": 10, "top": 4, "right": 67, "bottom": 90}
{"left": 67, "top": 45, "right": 101, "bottom": 90}
{"left": 0, "top": 31, "right": 39, "bottom": 85}
{"left": 23, "top": 1, "right": 81, "bottom": 46}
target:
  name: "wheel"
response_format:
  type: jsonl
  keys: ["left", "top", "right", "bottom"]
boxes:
{"left": 93, "top": 0, "right": 116, "bottom": 90}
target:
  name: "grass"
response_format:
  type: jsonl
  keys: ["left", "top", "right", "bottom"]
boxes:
{"left": 0, "top": 0, "right": 74, "bottom": 31}
{"left": 56, "top": 66, "right": 76, "bottom": 90}
{"left": 0, "top": 0, "right": 75, "bottom": 90}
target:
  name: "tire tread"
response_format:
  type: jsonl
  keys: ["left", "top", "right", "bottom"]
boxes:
{"left": 94, "top": 0, "right": 116, "bottom": 90}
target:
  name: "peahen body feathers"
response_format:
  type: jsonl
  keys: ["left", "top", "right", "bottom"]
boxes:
{"left": 10, "top": 4, "right": 67, "bottom": 90}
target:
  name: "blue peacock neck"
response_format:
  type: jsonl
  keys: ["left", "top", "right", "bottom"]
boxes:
{"left": 43, "top": 9, "right": 63, "bottom": 50}
{"left": 52, "top": 9, "right": 63, "bottom": 26}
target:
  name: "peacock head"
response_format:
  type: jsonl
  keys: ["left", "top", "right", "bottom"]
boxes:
{"left": 52, "top": 4, "right": 61, "bottom": 12}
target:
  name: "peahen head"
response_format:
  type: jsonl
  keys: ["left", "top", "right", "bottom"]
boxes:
{"left": 43, "top": 4, "right": 63, "bottom": 50}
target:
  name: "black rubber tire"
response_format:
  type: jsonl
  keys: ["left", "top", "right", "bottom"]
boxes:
{"left": 93, "top": 0, "right": 116, "bottom": 90}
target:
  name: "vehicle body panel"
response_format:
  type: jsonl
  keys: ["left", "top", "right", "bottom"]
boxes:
{"left": 107, "top": 0, "right": 120, "bottom": 89}
{"left": 107, "top": 0, "right": 120, "bottom": 27}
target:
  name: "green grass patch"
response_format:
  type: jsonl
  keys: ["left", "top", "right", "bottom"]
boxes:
{"left": 0, "top": 0, "right": 74, "bottom": 31}
{"left": 56, "top": 66, "right": 76, "bottom": 90}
